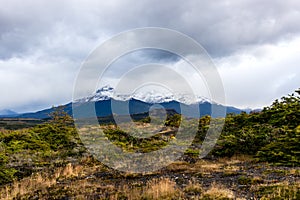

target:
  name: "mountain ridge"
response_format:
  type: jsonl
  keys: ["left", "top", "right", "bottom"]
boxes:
{"left": 6, "top": 86, "right": 246, "bottom": 119}
{"left": 76, "top": 85, "right": 211, "bottom": 105}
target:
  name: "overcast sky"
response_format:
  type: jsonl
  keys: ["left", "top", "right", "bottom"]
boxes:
{"left": 1, "top": 0, "right": 300, "bottom": 112}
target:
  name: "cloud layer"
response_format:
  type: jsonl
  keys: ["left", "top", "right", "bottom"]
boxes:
{"left": 0, "top": 0, "right": 300, "bottom": 112}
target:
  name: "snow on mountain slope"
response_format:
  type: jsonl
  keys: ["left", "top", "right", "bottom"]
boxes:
{"left": 75, "top": 85, "right": 211, "bottom": 105}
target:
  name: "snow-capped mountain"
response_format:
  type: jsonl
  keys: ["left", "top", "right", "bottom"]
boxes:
{"left": 17, "top": 86, "right": 243, "bottom": 119}
{"left": 76, "top": 85, "right": 211, "bottom": 105}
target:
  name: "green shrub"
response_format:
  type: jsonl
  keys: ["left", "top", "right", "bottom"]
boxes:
{"left": 210, "top": 88, "right": 300, "bottom": 166}
{"left": 0, "top": 153, "right": 17, "bottom": 185}
{"left": 256, "top": 128, "right": 300, "bottom": 166}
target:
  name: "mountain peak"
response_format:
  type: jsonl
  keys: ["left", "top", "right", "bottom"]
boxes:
{"left": 96, "top": 85, "right": 114, "bottom": 93}
{"left": 76, "top": 85, "right": 211, "bottom": 105}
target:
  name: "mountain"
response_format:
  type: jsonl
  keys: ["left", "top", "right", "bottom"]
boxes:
{"left": 17, "top": 86, "right": 244, "bottom": 119}
{"left": 17, "top": 104, "right": 73, "bottom": 119}
{"left": 0, "top": 109, "right": 18, "bottom": 117}
{"left": 76, "top": 85, "right": 210, "bottom": 105}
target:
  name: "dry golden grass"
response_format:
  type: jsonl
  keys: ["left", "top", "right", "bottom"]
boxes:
{"left": 115, "top": 184, "right": 141, "bottom": 200}
{"left": 0, "top": 164, "right": 182, "bottom": 200}
{"left": 188, "top": 156, "right": 253, "bottom": 175}
{"left": 184, "top": 179, "right": 203, "bottom": 198}
{"left": 203, "top": 182, "right": 235, "bottom": 199}
{"left": 0, "top": 163, "right": 83, "bottom": 199}
{"left": 165, "top": 156, "right": 253, "bottom": 175}
{"left": 1, "top": 173, "right": 56, "bottom": 199}
{"left": 250, "top": 176, "right": 264, "bottom": 184}
{"left": 288, "top": 168, "right": 300, "bottom": 176}
{"left": 166, "top": 161, "right": 191, "bottom": 172}
{"left": 143, "top": 177, "right": 179, "bottom": 199}
{"left": 61, "top": 163, "right": 83, "bottom": 177}
{"left": 1, "top": 156, "right": 298, "bottom": 200}
{"left": 252, "top": 181, "right": 300, "bottom": 200}
{"left": 195, "top": 161, "right": 223, "bottom": 172}
{"left": 218, "top": 154, "right": 253, "bottom": 164}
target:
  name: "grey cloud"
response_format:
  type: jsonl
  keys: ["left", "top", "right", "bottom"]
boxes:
{"left": 103, "top": 49, "right": 180, "bottom": 79}
{"left": 0, "top": 0, "right": 300, "bottom": 111}
{"left": 1, "top": 0, "right": 300, "bottom": 59}
{"left": 217, "top": 37, "right": 300, "bottom": 109}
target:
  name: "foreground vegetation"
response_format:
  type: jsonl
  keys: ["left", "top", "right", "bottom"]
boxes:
{"left": 0, "top": 89, "right": 299, "bottom": 199}
{"left": 1, "top": 156, "right": 299, "bottom": 199}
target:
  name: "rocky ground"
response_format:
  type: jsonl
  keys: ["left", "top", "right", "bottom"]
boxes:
{"left": 1, "top": 155, "right": 299, "bottom": 199}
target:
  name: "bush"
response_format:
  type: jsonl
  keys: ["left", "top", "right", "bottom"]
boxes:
{"left": 0, "top": 153, "right": 17, "bottom": 185}
{"left": 0, "top": 108, "right": 84, "bottom": 185}
{"left": 256, "top": 128, "right": 300, "bottom": 166}
{"left": 209, "top": 88, "right": 300, "bottom": 166}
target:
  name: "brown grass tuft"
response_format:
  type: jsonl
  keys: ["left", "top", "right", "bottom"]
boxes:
{"left": 203, "top": 182, "right": 235, "bottom": 199}
{"left": 0, "top": 163, "right": 83, "bottom": 199}
{"left": 143, "top": 177, "right": 180, "bottom": 199}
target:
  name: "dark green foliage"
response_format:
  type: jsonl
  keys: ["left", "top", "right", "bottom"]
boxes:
{"left": 0, "top": 152, "right": 17, "bottom": 185}
{"left": 256, "top": 127, "right": 300, "bottom": 166}
{"left": 165, "top": 114, "right": 181, "bottom": 127}
{"left": 105, "top": 88, "right": 300, "bottom": 166}
{"left": 255, "top": 89, "right": 300, "bottom": 165}
{"left": 213, "top": 123, "right": 273, "bottom": 157}
{"left": 195, "top": 115, "right": 211, "bottom": 142}
{"left": 260, "top": 90, "right": 300, "bottom": 129}
{"left": 34, "top": 124, "right": 77, "bottom": 151}
{"left": 2, "top": 130, "right": 50, "bottom": 153}
{"left": 103, "top": 128, "right": 168, "bottom": 153}
{"left": 0, "top": 107, "right": 84, "bottom": 185}
{"left": 37, "top": 106, "right": 82, "bottom": 152}
{"left": 207, "top": 88, "right": 300, "bottom": 166}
